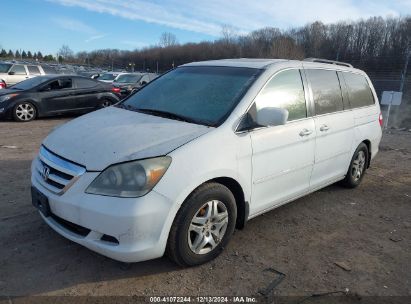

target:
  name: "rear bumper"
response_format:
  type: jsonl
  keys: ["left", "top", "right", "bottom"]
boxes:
{"left": 31, "top": 162, "right": 178, "bottom": 263}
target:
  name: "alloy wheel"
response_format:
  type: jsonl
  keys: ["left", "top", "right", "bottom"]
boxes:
{"left": 102, "top": 100, "right": 111, "bottom": 107}
{"left": 351, "top": 150, "right": 366, "bottom": 181}
{"left": 15, "top": 103, "right": 35, "bottom": 121}
{"left": 188, "top": 200, "right": 229, "bottom": 255}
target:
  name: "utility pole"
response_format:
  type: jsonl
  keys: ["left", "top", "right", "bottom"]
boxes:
{"left": 156, "top": 61, "right": 159, "bottom": 74}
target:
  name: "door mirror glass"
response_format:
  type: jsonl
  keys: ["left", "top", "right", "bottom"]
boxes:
{"left": 256, "top": 107, "right": 289, "bottom": 127}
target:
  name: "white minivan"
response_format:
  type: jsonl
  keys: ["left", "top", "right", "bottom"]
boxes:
{"left": 31, "top": 58, "right": 383, "bottom": 266}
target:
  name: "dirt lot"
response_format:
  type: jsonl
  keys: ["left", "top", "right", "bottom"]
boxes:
{"left": 0, "top": 116, "right": 410, "bottom": 302}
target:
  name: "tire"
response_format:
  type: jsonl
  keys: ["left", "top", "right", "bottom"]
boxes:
{"left": 100, "top": 99, "right": 112, "bottom": 108}
{"left": 340, "top": 143, "right": 369, "bottom": 188}
{"left": 167, "top": 182, "right": 237, "bottom": 266}
{"left": 13, "top": 102, "right": 37, "bottom": 122}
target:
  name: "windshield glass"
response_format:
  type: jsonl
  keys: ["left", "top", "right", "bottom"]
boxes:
{"left": 122, "top": 66, "right": 260, "bottom": 126}
{"left": 0, "top": 63, "right": 12, "bottom": 73}
{"left": 10, "top": 77, "right": 48, "bottom": 90}
{"left": 115, "top": 74, "right": 142, "bottom": 83}
{"left": 99, "top": 73, "right": 117, "bottom": 80}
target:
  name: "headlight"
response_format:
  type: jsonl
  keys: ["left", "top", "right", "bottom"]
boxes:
{"left": 86, "top": 156, "right": 171, "bottom": 197}
{"left": 0, "top": 93, "right": 18, "bottom": 103}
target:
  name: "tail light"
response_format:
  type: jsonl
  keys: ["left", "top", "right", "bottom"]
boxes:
{"left": 378, "top": 112, "right": 383, "bottom": 127}
{"left": 0, "top": 82, "right": 5, "bottom": 89}
{"left": 112, "top": 87, "right": 121, "bottom": 94}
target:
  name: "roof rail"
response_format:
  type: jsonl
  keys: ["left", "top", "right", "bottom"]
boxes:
{"left": 303, "top": 58, "right": 353, "bottom": 68}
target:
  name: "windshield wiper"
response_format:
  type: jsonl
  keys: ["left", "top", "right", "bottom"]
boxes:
{"left": 136, "top": 108, "right": 205, "bottom": 125}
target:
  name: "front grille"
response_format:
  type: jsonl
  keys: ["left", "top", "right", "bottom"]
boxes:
{"left": 33, "top": 146, "right": 86, "bottom": 195}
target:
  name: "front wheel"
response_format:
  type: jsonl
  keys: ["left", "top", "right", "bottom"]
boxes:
{"left": 340, "top": 143, "right": 368, "bottom": 188}
{"left": 167, "top": 183, "right": 237, "bottom": 266}
{"left": 13, "top": 102, "right": 37, "bottom": 122}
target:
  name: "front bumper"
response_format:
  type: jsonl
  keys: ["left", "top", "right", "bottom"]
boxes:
{"left": 31, "top": 161, "right": 177, "bottom": 262}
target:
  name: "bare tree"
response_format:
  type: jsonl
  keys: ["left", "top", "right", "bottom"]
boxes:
{"left": 221, "top": 24, "right": 238, "bottom": 44}
{"left": 159, "top": 32, "right": 178, "bottom": 47}
{"left": 58, "top": 45, "right": 74, "bottom": 61}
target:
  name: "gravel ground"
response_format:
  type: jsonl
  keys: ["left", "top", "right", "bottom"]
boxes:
{"left": 0, "top": 116, "right": 410, "bottom": 303}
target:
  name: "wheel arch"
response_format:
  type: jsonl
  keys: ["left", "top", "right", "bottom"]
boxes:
{"left": 100, "top": 93, "right": 119, "bottom": 104}
{"left": 361, "top": 139, "right": 371, "bottom": 168}
{"left": 13, "top": 99, "right": 39, "bottom": 119}
{"left": 184, "top": 176, "right": 249, "bottom": 230}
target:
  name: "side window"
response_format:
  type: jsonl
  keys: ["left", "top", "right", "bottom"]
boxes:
{"left": 41, "top": 65, "right": 57, "bottom": 74}
{"left": 342, "top": 72, "right": 375, "bottom": 108}
{"left": 60, "top": 78, "right": 72, "bottom": 89}
{"left": 10, "top": 65, "right": 27, "bottom": 75}
{"left": 306, "top": 69, "right": 343, "bottom": 115}
{"left": 75, "top": 78, "right": 97, "bottom": 89}
{"left": 44, "top": 79, "right": 72, "bottom": 91}
{"left": 27, "top": 65, "right": 41, "bottom": 75}
{"left": 337, "top": 72, "right": 351, "bottom": 109}
{"left": 254, "top": 69, "right": 307, "bottom": 121}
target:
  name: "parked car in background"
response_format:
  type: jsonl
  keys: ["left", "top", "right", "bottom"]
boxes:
{"left": 97, "top": 72, "right": 124, "bottom": 83}
{"left": 0, "top": 75, "right": 119, "bottom": 122}
{"left": 0, "top": 62, "right": 57, "bottom": 87}
{"left": 111, "top": 72, "right": 158, "bottom": 98}
{"left": 30, "top": 58, "right": 382, "bottom": 266}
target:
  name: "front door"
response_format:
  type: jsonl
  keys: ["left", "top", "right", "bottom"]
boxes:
{"left": 40, "top": 78, "right": 76, "bottom": 114}
{"left": 249, "top": 68, "right": 316, "bottom": 215}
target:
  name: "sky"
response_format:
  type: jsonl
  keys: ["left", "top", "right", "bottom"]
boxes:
{"left": 1, "top": 0, "right": 410, "bottom": 55}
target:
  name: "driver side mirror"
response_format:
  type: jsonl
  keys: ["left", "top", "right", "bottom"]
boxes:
{"left": 8, "top": 71, "right": 15, "bottom": 75}
{"left": 256, "top": 107, "right": 289, "bottom": 127}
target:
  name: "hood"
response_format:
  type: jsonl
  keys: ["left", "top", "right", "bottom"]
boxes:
{"left": 43, "top": 106, "right": 212, "bottom": 171}
{"left": 0, "top": 89, "right": 17, "bottom": 96}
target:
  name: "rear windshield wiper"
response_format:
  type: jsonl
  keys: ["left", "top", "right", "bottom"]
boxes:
{"left": 135, "top": 108, "right": 205, "bottom": 125}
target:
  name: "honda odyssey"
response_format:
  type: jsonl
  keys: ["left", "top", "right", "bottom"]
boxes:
{"left": 31, "top": 58, "right": 382, "bottom": 266}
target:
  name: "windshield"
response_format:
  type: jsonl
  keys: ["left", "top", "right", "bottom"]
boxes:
{"left": 122, "top": 66, "right": 260, "bottom": 126}
{"left": 99, "top": 73, "right": 117, "bottom": 80}
{"left": 10, "top": 77, "right": 48, "bottom": 90}
{"left": 115, "top": 74, "right": 142, "bottom": 83}
{"left": 0, "top": 63, "right": 12, "bottom": 73}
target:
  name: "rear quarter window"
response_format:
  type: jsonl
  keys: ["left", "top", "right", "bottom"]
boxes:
{"left": 75, "top": 77, "right": 98, "bottom": 89}
{"left": 27, "top": 65, "right": 41, "bottom": 75}
{"left": 342, "top": 72, "right": 375, "bottom": 108}
{"left": 41, "top": 65, "right": 57, "bottom": 74}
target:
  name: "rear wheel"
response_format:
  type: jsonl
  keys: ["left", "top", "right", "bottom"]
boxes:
{"left": 167, "top": 183, "right": 237, "bottom": 266}
{"left": 340, "top": 143, "right": 368, "bottom": 188}
{"left": 100, "top": 99, "right": 112, "bottom": 108}
{"left": 13, "top": 102, "right": 36, "bottom": 122}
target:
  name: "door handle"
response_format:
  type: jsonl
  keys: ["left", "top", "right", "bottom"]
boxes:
{"left": 320, "top": 124, "right": 330, "bottom": 132}
{"left": 299, "top": 129, "right": 313, "bottom": 137}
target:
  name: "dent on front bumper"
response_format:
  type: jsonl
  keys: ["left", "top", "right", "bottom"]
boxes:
{"left": 31, "top": 161, "right": 177, "bottom": 263}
